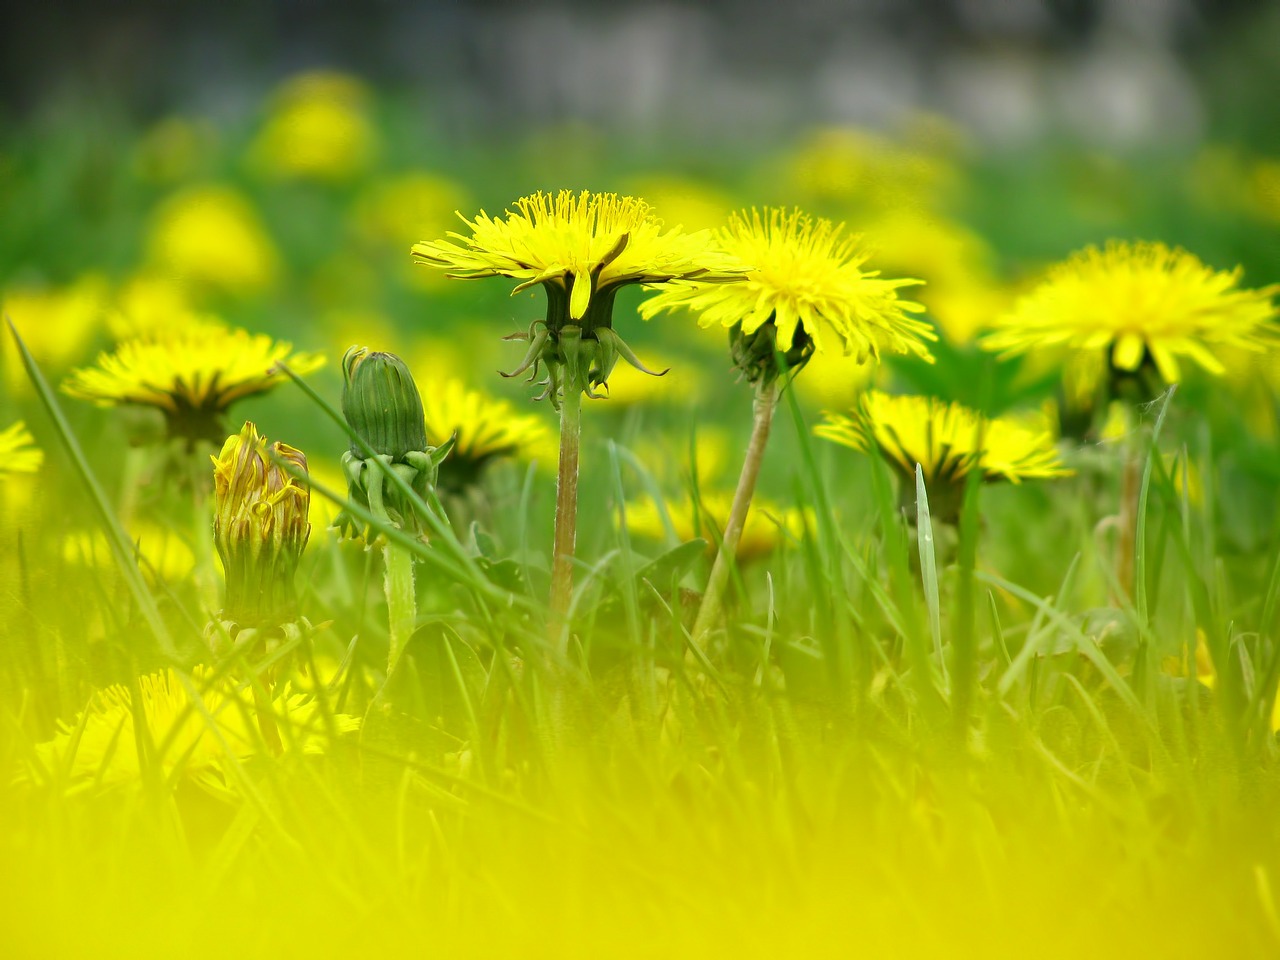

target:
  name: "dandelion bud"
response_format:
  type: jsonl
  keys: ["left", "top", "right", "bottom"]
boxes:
{"left": 341, "top": 346, "right": 429, "bottom": 460}
{"left": 211, "top": 421, "right": 311, "bottom": 629}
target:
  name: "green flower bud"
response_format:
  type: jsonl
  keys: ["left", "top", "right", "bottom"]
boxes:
{"left": 211, "top": 421, "right": 311, "bottom": 630}
{"left": 728, "top": 318, "right": 814, "bottom": 387}
{"left": 341, "top": 346, "right": 429, "bottom": 460}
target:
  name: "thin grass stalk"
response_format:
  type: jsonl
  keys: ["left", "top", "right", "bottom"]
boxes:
{"left": 692, "top": 377, "right": 778, "bottom": 646}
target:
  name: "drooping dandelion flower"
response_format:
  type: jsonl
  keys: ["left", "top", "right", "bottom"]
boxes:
{"left": 422, "top": 377, "right": 555, "bottom": 492}
{"left": 982, "top": 240, "right": 1279, "bottom": 409}
{"left": 640, "top": 207, "right": 934, "bottom": 644}
{"left": 0, "top": 421, "right": 43, "bottom": 476}
{"left": 413, "top": 190, "right": 744, "bottom": 641}
{"left": 24, "top": 668, "right": 359, "bottom": 798}
{"left": 62, "top": 324, "right": 323, "bottom": 445}
{"left": 816, "top": 391, "right": 1071, "bottom": 522}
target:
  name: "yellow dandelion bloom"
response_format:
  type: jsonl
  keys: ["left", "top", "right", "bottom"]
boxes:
{"left": 250, "top": 71, "right": 377, "bottom": 182}
{"left": 412, "top": 189, "right": 744, "bottom": 325}
{"left": 63, "top": 324, "right": 323, "bottom": 443}
{"left": 817, "top": 391, "right": 1071, "bottom": 490}
{"left": 108, "top": 272, "right": 207, "bottom": 340}
{"left": 626, "top": 490, "right": 808, "bottom": 563}
{"left": 146, "top": 184, "right": 279, "bottom": 294}
{"left": 423, "top": 377, "right": 555, "bottom": 488}
{"left": 2, "top": 273, "right": 109, "bottom": 391}
{"left": 27, "top": 668, "right": 359, "bottom": 796}
{"left": 640, "top": 208, "right": 935, "bottom": 363}
{"left": 62, "top": 521, "right": 197, "bottom": 583}
{"left": 982, "top": 241, "right": 1279, "bottom": 386}
{"left": 0, "top": 421, "right": 43, "bottom": 476}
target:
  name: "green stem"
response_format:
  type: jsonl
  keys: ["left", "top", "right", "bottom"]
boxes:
{"left": 549, "top": 381, "right": 584, "bottom": 653}
{"left": 384, "top": 540, "right": 416, "bottom": 673}
{"left": 692, "top": 378, "right": 778, "bottom": 647}
{"left": 1116, "top": 424, "right": 1142, "bottom": 603}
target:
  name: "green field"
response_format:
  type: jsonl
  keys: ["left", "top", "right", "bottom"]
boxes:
{"left": 3, "top": 71, "right": 1280, "bottom": 958}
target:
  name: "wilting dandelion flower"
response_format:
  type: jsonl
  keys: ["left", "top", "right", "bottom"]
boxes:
{"left": 641, "top": 207, "right": 933, "bottom": 644}
{"left": 982, "top": 241, "right": 1279, "bottom": 406}
{"left": 146, "top": 185, "right": 280, "bottom": 294}
{"left": 26, "top": 668, "right": 359, "bottom": 797}
{"left": 211, "top": 421, "right": 311, "bottom": 632}
{"left": 63, "top": 324, "right": 323, "bottom": 445}
{"left": 423, "top": 377, "right": 555, "bottom": 491}
{"left": 816, "top": 391, "right": 1071, "bottom": 521}
{"left": 0, "top": 421, "right": 43, "bottom": 476}
{"left": 250, "top": 71, "right": 377, "bottom": 182}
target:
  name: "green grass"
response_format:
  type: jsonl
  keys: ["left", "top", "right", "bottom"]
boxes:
{"left": 3, "top": 87, "right": 1280, "bottom": 957}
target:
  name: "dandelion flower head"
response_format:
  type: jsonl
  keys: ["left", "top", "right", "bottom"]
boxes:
{"left": 640, "top": 208, "right": 935, "bottom": 363}
{"left": 816, "top": 391, "right": 1071, "bottom": 488}
{"left": 412, "top": 189, "right": 745, "bottom": 325}
{"left": 424, "top": 377, "right": 555, "bottom": 485}
{"left": 0, "top": 421, "right": 43, "bottom": 477}
{"left": 982, "top": 241, "right": 1279, "bottom": 385}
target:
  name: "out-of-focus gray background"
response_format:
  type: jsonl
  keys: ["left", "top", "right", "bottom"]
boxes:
{"left": 4, "top": 0, "right": 1278, "bottom": 148}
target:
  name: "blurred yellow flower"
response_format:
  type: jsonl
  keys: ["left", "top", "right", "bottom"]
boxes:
{"left": 250, "top": 71, "right": 377, "bottom": 182}
{"left": 108, "top": 273, "right": 207, "bottom": 340}
{"left": 982, "top": 241, "right": 1279, "bottom": 387}
{"left": 1251, "top": 159, "right": 1280, "bottom": 223}
{"left": 423, "top": 377, "right": 556, "bottom": 489}
{"left": 794, "top": 347, "right": 878, "bottom": 410}
{"left": 590, "top": 348, "right": 706, "bottom": 406}
{"left": 146, "top": 185, "right": 279, "bottom": 294}
{"left": 785, "top": 126, "right": 957, "bottom": 211}
{"left": 2, "top": 273, "right": 109, "bottom": 391}
{"left": 641, "top": 207, "right": 934, "bottom": 364}
{"left": 63, "top": 324, "right": 323, "bottom": 444}
{"left": 62, "top": 521, "right": 196, "bottom": 583}
{"left": 354, "top": 172, "right": 471, "bottom": 249}
{"left": 817, "top": 391, "right": 1071, "bottom": 519}
{"left": 27, "top": 668, "right": 359, "bottom": 797}
{"left": 626, "top": 489, "right": 808, "bottom": 563}
{"left": 0, "top": 420, "right": 43, "bottom": 476}
{"left": 620, "top": 175, "right": 735, "bottom": 232}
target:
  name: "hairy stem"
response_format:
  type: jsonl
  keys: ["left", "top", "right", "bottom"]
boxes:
{"left": 549, "top": 383, "right": 584, "bottom": 652}
{"left": 692, "top": 378, "right": 779, "bottom": 647}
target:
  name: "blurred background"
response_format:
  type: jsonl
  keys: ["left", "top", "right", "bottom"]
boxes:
{"left": 2, "top": 0, "right": 1280, "bottom": 570}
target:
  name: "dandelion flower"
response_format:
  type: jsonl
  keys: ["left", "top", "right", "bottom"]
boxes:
{"left": 817, "top": 391, "right": 1070, "bottom": 521}
{"left": 626, "top": 490, "right": 808, "bottom": 563}
{"left": 63, "top": 324, "right": 323, "bottom": 444}
{"left": 982, "top": 241, "right": 1279, "bottom": 393}
{"left": 250, "top": 71, "right": 377, "bottom": 183}
{"left": 26, "top": 668, "right": 359, "bottom": 797}
{"left": 147, "top": 185, "right": 279, "bottom": 294}
{"left": 640, "top": 207, "right": 934, "bottom": 370}
{"left": 414, "top": 190, "right": 743, "bottom": 331}
{"left": 423, "top": 377, "right": 555, "bottom": 490}
{"left": 0, "top": 421, "right": 43, "bottom": 476}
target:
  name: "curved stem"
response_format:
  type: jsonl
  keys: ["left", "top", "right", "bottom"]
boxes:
{"left": 549, "top": 382, "right": 583, "bottom": 653}
{"left": 692, "top": 379, "right": 778, "bottom": 647}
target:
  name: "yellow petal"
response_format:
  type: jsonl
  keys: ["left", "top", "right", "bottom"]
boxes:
{"left": 569, "top": 272, "right": 592, "bottom": 320}
{"left": 1112, "top": 333, "right": 1146, "bottom": 371}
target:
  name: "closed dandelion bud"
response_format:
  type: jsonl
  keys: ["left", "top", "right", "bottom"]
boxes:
{"left": 341, "top": 346, "right": 429, "bottom": 460}
{"left": 211, "top": 421, "right": 311, "bottom": 630}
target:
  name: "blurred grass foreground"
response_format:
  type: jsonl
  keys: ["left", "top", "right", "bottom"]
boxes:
{"left": 5, "top": 10, "right": 1280, "bottom": 954}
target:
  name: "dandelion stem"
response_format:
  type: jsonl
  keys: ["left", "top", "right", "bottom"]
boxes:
{"left": 549, "top": 380, "right": 584, "bottom": 652}
{"left": 384, "top": 540, "right": 416, "bottom": 673}
{"left": 692, "top": 378, "right": 778, "bottom": 646}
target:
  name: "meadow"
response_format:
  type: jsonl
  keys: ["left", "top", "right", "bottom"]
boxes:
{"left": 3, "top": 71, "right": 1280, "bottom": 957}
